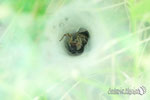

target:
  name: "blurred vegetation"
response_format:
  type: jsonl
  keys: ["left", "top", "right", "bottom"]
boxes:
{"left": 128, "top": 0, "right": 150, "bottom": 31}
{"left": 11, "top": 0, "right": 50, "bottom": 16}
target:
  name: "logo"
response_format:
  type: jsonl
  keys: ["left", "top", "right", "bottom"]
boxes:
{"left": 108, "top": 86, "right": 146, "bottom": 95}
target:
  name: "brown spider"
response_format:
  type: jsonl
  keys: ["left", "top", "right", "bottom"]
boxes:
{"left": 60, "top": 29, "right": 89, "bottom": 54}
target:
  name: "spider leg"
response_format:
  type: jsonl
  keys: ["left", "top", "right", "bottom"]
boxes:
{"left": 59, "top": 34, "right": 66, "bottom": 41}
{"left": 59, "top": 33, "right": 71, "bottom": 41}
{"left": 75, "top": 35, "right": 82, "bottom": 50}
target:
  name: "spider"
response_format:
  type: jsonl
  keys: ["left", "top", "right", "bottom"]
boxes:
{"left": 59, "top": 28, "right": 89, "bottom": 54}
